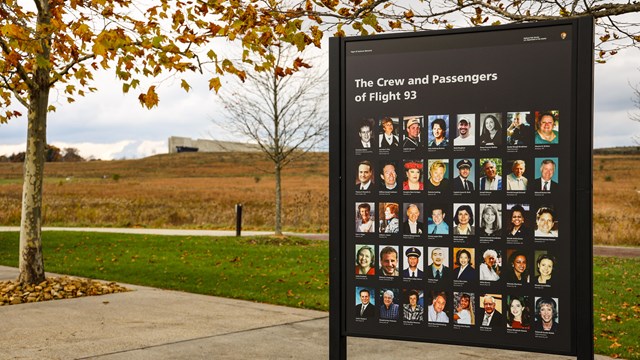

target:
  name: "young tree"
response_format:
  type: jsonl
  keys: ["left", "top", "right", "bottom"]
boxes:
{"left": 0, "top": 1, "right": 218, "bottom": 284}
{"left": 215, "top": 45, "right": 327, "bottom": 235}
{"left": 632, "top": 78, "right": 640, "bottom": 145}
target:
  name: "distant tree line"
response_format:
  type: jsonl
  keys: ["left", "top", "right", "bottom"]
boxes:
{"left": 593, "top": 147, "right": 640, "bottom": 155}
{"left": 0, "top": 145, "right": 85, "bottom": 163}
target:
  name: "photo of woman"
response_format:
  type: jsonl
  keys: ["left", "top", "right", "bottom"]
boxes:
{"left": 452, "top": 248, "right": 477, "bottom": 281}
{"left": 506, "top": 296, "right": 531, "bottom": 330}
{"left": 479, "top": 113, "right": 503, "bottom": 146}
{"left": 379, "top": 203, "right": 400, "bottom": 234}
{"left": 427, "top": 160, "right": 449, "bottom": 190}
{"left": 403, "top": 160, "right": 424, "bottom": 191}
{"left": 505, "top": 250, "right": 530, "bottom": 284}
{"left": 355, "top": 245, "right": 376, "bottom": 275}
{"left": 535, "top": 253, "right": 556, "bottom": 285}
{"left": 379, "top": 117, "right": 399, "bottom": 148}
{"left": 479, "top": 249, "right": 501, "bottom": 281}
{"left": 453, "top": 204, "right": 474, "bottom": 235}
{"left": 453, "top": 292, "right": 475, "bottom": 325}
{"left": 535, "top": 297, "right": 559, "bottom": 332}
{"left": 534, "top": 111, "right": 559, "bottom": 144}
{"left": 507, "top": 204, "right": 529, "bottom": 237}
{"left": 479, "top": 204, "right": 501, "bottom": 237}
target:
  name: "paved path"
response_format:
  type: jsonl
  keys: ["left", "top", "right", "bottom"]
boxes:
{"left": 0, "top": 266, "right": 611, "bottom": 359}
{"left": 1, "top": 227, "right": 638, "bottom": 257}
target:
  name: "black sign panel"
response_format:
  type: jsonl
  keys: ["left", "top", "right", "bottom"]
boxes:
{"left": 329, "top": 18, "right": 593, "bottom": 358}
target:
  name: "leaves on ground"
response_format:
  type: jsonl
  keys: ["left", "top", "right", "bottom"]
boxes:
{"left": 0, "top": 276, "right": 129, "bottom": 306}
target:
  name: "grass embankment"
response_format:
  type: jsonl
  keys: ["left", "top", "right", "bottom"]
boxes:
{"left": 0, "top": 232, "right": 328, "bottom": 311}
{"left": 0, "top": 232, "right": 638, "bottom": 358}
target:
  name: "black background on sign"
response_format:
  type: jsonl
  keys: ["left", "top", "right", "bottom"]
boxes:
{"left": 343, "top": 24, "right": 575, "bottom": 354}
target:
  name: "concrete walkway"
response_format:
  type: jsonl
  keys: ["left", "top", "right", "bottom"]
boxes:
{"left": 0, "top": 227, "right": 630, "bottom": 358}
{"left": 0, "top": 226, "right": 638, "bottom": 257}
{"left": 0, "top": 266, "right": 611, "bottom": 360}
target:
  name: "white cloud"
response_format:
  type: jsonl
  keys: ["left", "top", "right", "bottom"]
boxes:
{"left": 1, "top": 34, "right": 639, "bottom": 155}
{"left": 0, "top": 143, "right": 26, "bottom": 157}
{"left": 52, "top": 141, "right": 133, "bottom": 160}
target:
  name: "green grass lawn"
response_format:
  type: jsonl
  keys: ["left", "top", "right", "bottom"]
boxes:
{"left": 0, "top": 231, "right": 328, "bottom": 310}
{"left": 594, "top": 257, "right": 640, "bottom": 359}
{"left": 0, "top": 232, "right": 638, "bottom": 358}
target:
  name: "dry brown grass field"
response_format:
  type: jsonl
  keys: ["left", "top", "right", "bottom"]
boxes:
{"left": 592, "top": 155, "right": 640, "bottom": 246}
{"left": 0, "top": 152, "right": 638, "bottom": 245}
{"left": 0, "top": 152, "right": 329, "bottom": 233}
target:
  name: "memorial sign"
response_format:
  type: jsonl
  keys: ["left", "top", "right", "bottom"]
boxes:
{"left": 329, "top": 18, "right": 594, "bottom": 358}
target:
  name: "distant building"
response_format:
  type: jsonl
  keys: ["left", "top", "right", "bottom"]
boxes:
{"left": 168, "top": 136, "right": 262, "bottom": 153}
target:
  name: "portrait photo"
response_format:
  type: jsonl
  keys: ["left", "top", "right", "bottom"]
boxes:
{"left": 355, "top": 160, "right": 374, "bottom": 190}
{"left": 402, "top": 246, "right": 424, "bottom": 278}
{"left": 355, "top": 286, "right": 376, "bottom": 319}
{"left": 505, "top": 203, "right": 531, "bottom": 238}
{"left": 402, "top": 115, "right": 424, "bottom": 148}
{"left": 453, "top": 203, "right": 475, "bottom": 235}
{"left": 427, "top": 115, "right": 449, "bottom": 147}
{"left": 452, "top": 158, "right": 475, "bottom": 191}
{"left": 479, "top": 294, "right": 503, "bottom": 327}
{"left": 403, "top": 289, "right": 425, "bottom": 322}
{"left": 427, "top": 290, "right": 450, "bottom": 323}
{"left": 535, "top": 206, "right": 558, "bottom": 237}
{"left": 355, "top": 202, "right": 375, "bottom": 233}
{"left": 505, "top": 249, "right": 531, "bottom": 284}
{"left": 534, "top": 157, "right": 559, "bottom": 191}
{"left": 479, "top": 248, "right": 502, "bottom": 282}
{"left": 379, "top": 116, "right": 400, "bottom": 148}
{"left": 534, "top": 251, "right": 556, "bottom": 285}
{"left": 534, "top": 110, "right": 559, "bottom": 144}
{"left": 378, "top": 160, "right": 399, "bottom": 192}
{"left": 478, "top": 203, "right": 502, "bottom": 237}
{"left": 379, "top": 288, "right": 401, "bottom": 320}
{"left": 479, "top": 112, "right": 503, "bottom": 146}
{"left": 534, "top": 297, "right": 559, "bottom": 332}
{"left": 356, "top": 287, "right": 376, "bottom": 305}
{"left": 356, "top": 118, "right": 375, "bottom": 149}
{"left": 427, "top": 203, "right": 449, "bottom": 235}
{"left": 355, "top": 244, "right": 376, "bottom": 276}
{"left": 426, "top": 247, "right": 450, "bottom": 281}
{"left": 453, "top": 292, "right": 476, "bottom": 325}
{"left": 426, "top": 159, "right": 450, "bottom": 191}
{"left": 505, "top": 111, "right": 532, "bottom": 145}
{"left": 378, "top": 202, "right": 400, "bottom": 234}
{"left": 402, "top": 203, "right": 424, "bottom": 235}
{"left": 454, "top": 114, "right": 475, "bottom": 146}
{"left": 452, "top": 248, "right": 477, "bottom": 281}
{"left": 505, "top": 159, "right": 528, "bottom": 191}
{"left": 378, "top": 245, "right": 400, "bottom": 277}
{"left": 506, "top": 295, "right": 531, "bottom": 330}
{"left": 403, "top": 159, "right": 424, "bottom": 191}
{"left": 478, "top": 158, "right": 503, "bottom": 191}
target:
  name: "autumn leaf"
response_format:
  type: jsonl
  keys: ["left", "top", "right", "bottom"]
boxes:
{"left": 180, "top": 79, "right": 191, "bottom": 92}
{"left": 138, "top": 86, "right": 159, "bottom": 109}
{"left": 209, "top": 77, "right": 221, "bottom": 93}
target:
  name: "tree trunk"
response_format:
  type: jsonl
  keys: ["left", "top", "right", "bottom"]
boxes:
{"left": 274, "top": 163, "right": 282, "bottom": 236}
{"left": 18, "top": 1, "right": 51, "bottom": 284}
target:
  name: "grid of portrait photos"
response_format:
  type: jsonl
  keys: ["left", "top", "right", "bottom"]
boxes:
{"left": 349, "top": 111, "right": 568, "bottom": 346}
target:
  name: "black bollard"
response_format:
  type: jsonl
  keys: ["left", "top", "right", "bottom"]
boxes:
{"left": 235, "top": 203, "right": 243, "bottom": 237}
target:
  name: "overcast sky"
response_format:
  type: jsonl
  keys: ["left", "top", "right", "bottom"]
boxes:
{"left": 1, "top": 38, "right": 639, "bottom": 160}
